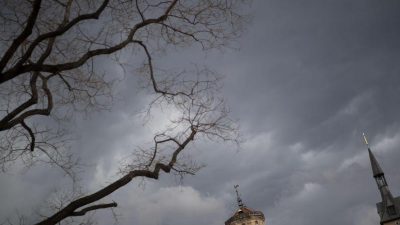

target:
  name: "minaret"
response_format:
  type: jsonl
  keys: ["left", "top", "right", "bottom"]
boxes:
{"left": 364, "top": 133, "right": 400, "bottom": 225}
{"left": 225, "top": 185, "right": 266, "bottom": 225}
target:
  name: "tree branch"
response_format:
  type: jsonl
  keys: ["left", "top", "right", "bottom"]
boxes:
{"left": 0, "top": 0, "right": 42, "bottom": 72}
{"left": 20, "top": 120, "right": 35, "bottom": 152}
{"left": 0, "top": 74, "right": 53, "bottom": 130}
{"left": 4, "top": 0, "right": 110, "bottom": 82}
{"left": 70, "top": 202, "right": 117, "bottom": 217}
{"left": 0, "top": 0, "right": 179, "bottom": 84}
{"left": 0, "top": 1, "right": 246, "bottom": 223}
{"left": 34, "top": 127, "right": 196, "bottom": 225}
{"left": 0, "top": 73, "right": 39, "bottom": 131}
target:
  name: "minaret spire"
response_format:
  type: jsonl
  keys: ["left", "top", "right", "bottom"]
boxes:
{"left": 364, "top": 133, "right": 400, "bottom": 224}
{"left": 364, "top": 133, "right": 384, "bottom": 177}
{"left": 234, "top": 185, "right": 245, "bottom": 208}
{"left": 368, "top": 148, "right": 385, "bottom": 178}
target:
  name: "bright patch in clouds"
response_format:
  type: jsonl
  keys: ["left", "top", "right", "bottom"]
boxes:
{"left": 123, "top": 186, "right": 227, "bottom": 225}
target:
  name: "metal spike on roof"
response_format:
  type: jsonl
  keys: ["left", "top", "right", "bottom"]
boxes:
{"left": 234, "top": 185, "right": 245, "bottom": 208}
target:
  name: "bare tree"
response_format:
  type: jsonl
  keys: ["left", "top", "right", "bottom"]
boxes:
{"left": 0, "top": 0, "right": 250, "bottom": 224}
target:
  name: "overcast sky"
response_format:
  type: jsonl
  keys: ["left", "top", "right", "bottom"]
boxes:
{"left": 2, "top": 1, "right": 400, "bottom": 225}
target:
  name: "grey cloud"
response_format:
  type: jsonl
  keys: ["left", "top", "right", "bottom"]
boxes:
{"left": 2, "top": 1, "right": 400, "bottom": 225}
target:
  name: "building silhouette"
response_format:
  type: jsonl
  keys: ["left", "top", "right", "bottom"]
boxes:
{"left": 225, "top": 185, "right": 266, "bottom": 225}
{"left": 366, "top": 136, "right": 400, "bottom": 225}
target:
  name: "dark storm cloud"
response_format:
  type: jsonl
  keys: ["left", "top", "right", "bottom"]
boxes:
{"left": 204, "top": 1, "right": 400, "bottom": 225}
{"left": 222, "top": 0, "right": 400, "bottom": 147}
{"left": 2, "top": 1, "right": 400, "bottom": 225}
{"left": 184, "top": 0, "right": 400, "bottom": 224}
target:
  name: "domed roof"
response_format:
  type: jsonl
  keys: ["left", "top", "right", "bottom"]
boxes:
{"left": 225, "top": 206, "right": 265, "bottom": 225}
{"left": 226, "top": 185, "right": 266, "bottom": 225}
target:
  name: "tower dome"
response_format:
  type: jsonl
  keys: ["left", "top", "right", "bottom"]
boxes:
{"left": 225, "top": 185, "right": 266, "bottom": 225}
{"left": 225, "top": 206, "right": 265, "bottom": 225}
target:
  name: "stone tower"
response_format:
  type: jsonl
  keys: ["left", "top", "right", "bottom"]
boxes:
{"left": 225, "top": 185, "right": 266, "bottom": 225}
{"left": 365, "top": 135, "right": 400, "bottom": 225}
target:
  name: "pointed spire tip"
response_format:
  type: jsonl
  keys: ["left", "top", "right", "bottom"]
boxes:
{"left": 368, "top": 147, "right": 384, "bottom": 178}
{"left": 363, "top": 132, "right": 370, "bottom": 148}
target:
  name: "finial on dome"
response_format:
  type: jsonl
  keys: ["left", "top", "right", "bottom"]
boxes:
{"left": 234, "top": 185, "right": 244, "bottom": 208}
